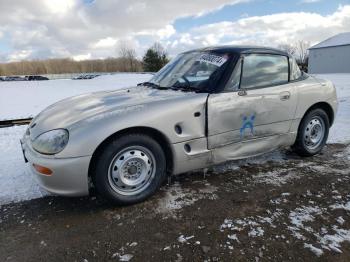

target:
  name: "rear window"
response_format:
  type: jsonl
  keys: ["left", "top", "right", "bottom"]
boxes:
{"left": 241, "top": 54, "right": 289, "bottom": 89}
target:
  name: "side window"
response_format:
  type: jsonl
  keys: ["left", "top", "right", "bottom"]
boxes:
{"left": 241, "top": 54, "right": 289, "bottom": 89}
{"left": 289, "top": 57, "right": 302, "bottom": 80}
{"left": 224, "top": 58, "right": 242, "bottom": 91}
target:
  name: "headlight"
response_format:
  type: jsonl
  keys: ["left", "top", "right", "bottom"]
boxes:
{"left": 32, "top": 129, "right": 69, "bottom": 155}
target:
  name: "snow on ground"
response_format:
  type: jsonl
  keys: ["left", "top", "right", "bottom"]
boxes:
{"left": 218, "top": 186, "right": 350, "bottom": 257}
{"left": 0, "top": 74, "right": 349, "bottom": 206}
{"left": 315, "top": 74, "right": 350, "bottom": 144}
{"left": 156, "top": 181, "right": 217, "bottom": 218}
{"left": 0, "top": 125, "right": 48, "bottom": 205}
{"left": 0, "top": 73, "right": 152, "bottom": 120}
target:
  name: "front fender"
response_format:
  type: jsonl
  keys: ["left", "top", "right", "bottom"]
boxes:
{"left": 57, "top": 94, "right": 208, "bottom": 158}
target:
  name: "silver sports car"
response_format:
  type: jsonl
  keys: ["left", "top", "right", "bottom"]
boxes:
{"left": 21, "top": 46, "right": 338, "bottom": 204}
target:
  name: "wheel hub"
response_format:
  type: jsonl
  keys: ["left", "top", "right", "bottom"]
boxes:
{"left": 127, "top": 165, "right": 138, "bottom": 175}
{"left": 304, "top": 117, "right": 325, "bottom": 150}
{"left": 120, "top": 158, "right": 145, "bottom": 186}
{"left": 108, "top": 147, "right": 156, "bottom": 196}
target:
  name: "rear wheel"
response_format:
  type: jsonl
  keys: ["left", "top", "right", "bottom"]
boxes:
{"left": 94, "top": 134, "right": 166, "bottom": 205}
{"left": 292, "top": 108, "right": 329, "bottom": 156}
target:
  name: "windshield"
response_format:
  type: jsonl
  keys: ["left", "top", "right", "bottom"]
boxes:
{"left": 146, "top": 51, "right": 231, "bottom": 92}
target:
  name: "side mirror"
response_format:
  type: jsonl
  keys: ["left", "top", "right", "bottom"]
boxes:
{"left": 238, "top": 89, "right": 247, "bottom": 96}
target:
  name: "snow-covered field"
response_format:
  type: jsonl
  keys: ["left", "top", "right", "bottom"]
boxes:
{"left": 0, "top": 73, "right": 349, "bottom": 206}
{"left": 0, "top": 73, "right": 151, "bottom": 204}
{"left": 0, "top": 73, "right": 152, "bottom": 120}
{"left": 316, "top": 74, "right": 350, "bottom": 144}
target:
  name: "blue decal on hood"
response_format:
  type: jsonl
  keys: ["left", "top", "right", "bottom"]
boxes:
{"left": 240, "top": 114, "right": 255, "bottom": 139}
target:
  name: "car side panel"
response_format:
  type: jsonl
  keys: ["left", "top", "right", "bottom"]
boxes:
{"left": 207, "top": 82, "right": 298, "bottom": 151}
{"left": 211, "top": 133, "right": 296, "bottom": 164}
{"left": 171, "top": 137, "right": 211, "bottom": 174}
{"left": 289, "top": 76, "right": 337, "bottom": 134}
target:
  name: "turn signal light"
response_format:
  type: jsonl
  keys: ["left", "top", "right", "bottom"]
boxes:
{"left": 33, "top": 164, "right": 53, "bottom": 176}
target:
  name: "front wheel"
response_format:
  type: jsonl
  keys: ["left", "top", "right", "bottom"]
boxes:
{"left": 93, "top": 134, "right": 166, "bottom": 205}
{"left": 292, "top": 108, "right": 330, "bottom": 156}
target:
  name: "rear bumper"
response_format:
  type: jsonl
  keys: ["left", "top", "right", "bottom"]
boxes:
{"left": 21, "top": 137, "right": 91, "bottom": 197}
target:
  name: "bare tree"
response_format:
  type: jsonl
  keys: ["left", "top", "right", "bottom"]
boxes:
{"left": 152, "top": 42, "right": 167, "bottom": 57}
{"left": 277, "top": 43, "right": 296, "bottom": 57}
{"left": 295, "top": 40, "right": 310, "bottom": 72}
{"left": 118, "top": 41, "right": 138, "bottom": 72}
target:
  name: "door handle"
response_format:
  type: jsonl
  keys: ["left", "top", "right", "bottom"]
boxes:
{"left": 280, "top": 91, "right": 291, "bottom": 101}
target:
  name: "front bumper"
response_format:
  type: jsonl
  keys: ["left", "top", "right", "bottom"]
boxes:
{"left": 21, "top": 136, "right": 91, "bottom": 197}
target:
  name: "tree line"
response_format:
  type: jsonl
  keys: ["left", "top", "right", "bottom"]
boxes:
{"left": 0, "top": 40, "right": 311, "bottom": 76}
{"left": 0, "top": 42, "right": 169, "bottom": 76}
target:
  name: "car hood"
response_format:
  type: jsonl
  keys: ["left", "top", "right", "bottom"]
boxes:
{"left": 29, "top": 86, "right": 197, "bottom": 138}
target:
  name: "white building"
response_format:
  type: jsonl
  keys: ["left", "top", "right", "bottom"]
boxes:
{"left": 308, "top": 32, "right": 350, "bottom": 74}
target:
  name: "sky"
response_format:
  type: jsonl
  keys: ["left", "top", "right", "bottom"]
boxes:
{"left": 0, "top": 0, "right": 349, "bottom": 62}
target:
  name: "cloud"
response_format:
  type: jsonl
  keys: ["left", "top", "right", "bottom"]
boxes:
{"left": 0, "top": 1, "right": 349, "bottom": 62}
{"left": 44, "top": 0, "right": 76, "bottom": 14}
{"left": 165, "top": 5, "right": 350, "bottom": 55}
{"left": 8, "top": 50, "right": 32, "bottom": 61}
{"left": 0, "top": 0, "right": 245, "bottom": 61}
{"left": 135, "top": 25, "right": 176, "bottom": 40}
{"left": 73, "top": 53, "right": 92, "bottom": 61}
{"left": 92, "top": 37, "right": 118, "bottom": 49}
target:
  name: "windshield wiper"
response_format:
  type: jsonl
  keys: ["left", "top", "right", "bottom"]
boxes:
{"left": 171, "top": 76, "right": 199, "bottom": 92}
{"left": 137, "top": 81, "right": 168, "bottom": 90}
{"left": 171, "top": 85, "right": 198, "bottom": 92}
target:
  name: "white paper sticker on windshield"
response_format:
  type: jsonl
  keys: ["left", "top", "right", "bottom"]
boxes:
{"left": 197, "top": 54, "right": 228, "bottom": 67}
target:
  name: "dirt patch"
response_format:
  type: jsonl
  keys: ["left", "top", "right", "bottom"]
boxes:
{"left": 1, "top": 144, "right": 350, "bottom": 261}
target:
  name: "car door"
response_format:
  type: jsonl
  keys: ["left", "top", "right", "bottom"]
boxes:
{"left": 207, "top": 53, "right": 298, "bottom": 159}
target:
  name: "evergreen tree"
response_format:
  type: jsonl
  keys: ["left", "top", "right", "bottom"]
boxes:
{"left": 142, "top": 43, "right": 169, "bottom": 72}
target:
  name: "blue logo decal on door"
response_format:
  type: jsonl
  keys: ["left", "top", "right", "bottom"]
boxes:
{"left": 240, "top": 114, "right": 255, "bottom": 139}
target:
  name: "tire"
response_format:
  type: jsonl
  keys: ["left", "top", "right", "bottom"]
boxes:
{"left": 93, "top": 133, "right": 166, "bottom": 205}
{"left": 292, "top": 108, "right": 329, "bottom": 157}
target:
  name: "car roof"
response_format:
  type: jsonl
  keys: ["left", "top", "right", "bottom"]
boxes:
{"left": 183, "top": 45, "right": 289, "bottom": 57}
